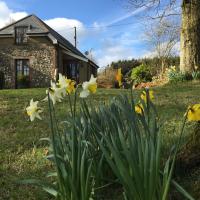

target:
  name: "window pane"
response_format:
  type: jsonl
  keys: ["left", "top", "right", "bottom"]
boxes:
{"left": 71, "top": 63, "right": 76, "bottom": 78}
{"left": 24, "top": 66, "right": 29, "bottom": 76}
{"left": 16, "top": 59, "right": 29, "bottom": 76}
{"left": 15, "top": 27, "right": 28, "bottom": 44}
{"left": 16, "top": 60, "right": 23, "bottom": 75}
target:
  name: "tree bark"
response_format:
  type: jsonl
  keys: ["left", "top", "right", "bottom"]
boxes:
{"left": 180, "top": 0, "right": 200, "bottom": 72}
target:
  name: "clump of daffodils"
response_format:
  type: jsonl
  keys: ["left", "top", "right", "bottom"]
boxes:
{"left": 26, "top": 74, "right": 97, "bottom": 121}
{"left": 165, "top": 66, "right": 183, "bottom": 83}
{"left": 135, "top": 89, "right": 200, "bottom": 122}
{"left": 135, "top": 89, "right": 154, "bottom": 114}
{"left": 26, "top": 99, "right": 43, "bottom": 121}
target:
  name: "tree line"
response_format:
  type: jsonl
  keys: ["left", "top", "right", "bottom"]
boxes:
{"left": 110, "top": 56, "right": 180, "bottom": 76}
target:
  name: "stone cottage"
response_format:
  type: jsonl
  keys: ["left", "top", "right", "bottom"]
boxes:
{"left": 0, "top": 14, "right": 98, "bottom": 89}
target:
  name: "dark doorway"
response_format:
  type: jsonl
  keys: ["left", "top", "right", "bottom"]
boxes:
{"left": 0, "top": 71, "right": 4, "bottom": 89}
{"left": 15, "top": 59, "right": 30, "bottom": 88}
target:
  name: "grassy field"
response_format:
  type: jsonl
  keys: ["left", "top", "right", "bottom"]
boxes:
{"left": 0, "top": 81, "right": 200, "bottom": 199}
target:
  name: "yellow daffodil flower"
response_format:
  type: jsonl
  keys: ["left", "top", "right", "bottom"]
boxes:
{"left": 58, "top": 73, "right": 75, "bottom": 95}
{"left": 171, "top": 66, "right": 176, "bottom": 71}
{"left": 135, "top": 104, "right": 144, "bottom": 115}
{"left": 66, "top": 79, "right": 75, "bottom": 94}
{"left": 116, "top": 68, "right": 122, "bottom": 87}
{"left": 47, "top": 81, "right": 63, "bottom": 105}
{"left": 186, "top": 104, "right": 200, "bottom": 121}
{"left": 141, "top": 90, "right": 154, "bottom": 102}
{"left": 80, "top": 75, "right": 97, "bottom": 98}
{"left": 26, "top": 99, "right": 42, "bottom": 121}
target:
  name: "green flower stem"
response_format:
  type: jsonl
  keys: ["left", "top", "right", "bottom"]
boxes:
{"left": 68, "top": 93, "right": 74, "bottom": 118}
{"left": 47, "top": 93, "right": 64, "bottom": 198}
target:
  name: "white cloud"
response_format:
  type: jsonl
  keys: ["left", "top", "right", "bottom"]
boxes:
{"left": 91, "top": 27, "right": 146, "bottom": 67}
{"left": 44, "top": 18, "right": 86, "bottom": 45}
{"left": 142, "top": 50, "right": 157, "bottom": 58}
{"left": 0, "top": 1, "right": 28, "bottom": 28}
{"left": 9, "top": 12, "right": 28, "bottom": 22}
{"left": 108, "top": 6, "right": 147, "bottom": 26}
{"left": 94, "top": 39, "right": 134, "bottom": 67}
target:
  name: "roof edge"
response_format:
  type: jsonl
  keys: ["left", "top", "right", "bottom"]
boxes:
{"left": 0, "top": 14, "right": 33, "bottom": 32}
{"left": 88, "top": 59, "right": 99, "bottom": 68}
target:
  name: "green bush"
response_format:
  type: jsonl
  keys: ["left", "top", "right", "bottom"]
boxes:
{"left": 192, "top": 70, "right": 200, "bottom": 80}
{"left": 131, "top": 64, "right": 152, "bottom": 84}
{"left": 167, "top": 71, "right": 199, "bottom": 83}
{"left": 167, "top": 67, "right": 200, "bottom": 83}
{"left": 167, "top": 70, "right": 185, "bottom": 83}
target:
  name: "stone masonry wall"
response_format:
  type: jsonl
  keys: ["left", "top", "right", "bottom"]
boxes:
{"left": 0, "top": 37, "right": 56, "bottom": 88}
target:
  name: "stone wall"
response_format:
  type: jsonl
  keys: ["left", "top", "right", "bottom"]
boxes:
{"left": 78, "top": 61, "right": 88, "bottom": 83}
{"left": 0, "top": 36, "right": 56, "bottom": 88}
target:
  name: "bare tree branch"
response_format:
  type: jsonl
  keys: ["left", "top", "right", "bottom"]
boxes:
{"left": 121, "top": 0, "right": 181, "bottom": 20}
{"left": 144, "top": 19, "right": 180, "bottom": 72}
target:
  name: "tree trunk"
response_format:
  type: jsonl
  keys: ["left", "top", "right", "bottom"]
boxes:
{"left": 180, "top": 0, "right": 200, "bottom": 72}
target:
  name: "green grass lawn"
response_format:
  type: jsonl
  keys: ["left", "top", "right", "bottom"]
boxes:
{"left": 0, "top": 81, "right": 200, "bottom": 199}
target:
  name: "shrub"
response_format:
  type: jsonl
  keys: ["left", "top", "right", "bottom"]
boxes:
{"left": 166, "top": 66, "right": 185, "bottom": 83}
{"left": 166, "top": 67, "right": 200, "bottom": 83}
{"left": 131, "top": 64, "right": 152, "bottom": 84}
{"left": 169, "top": 71, "right": 185, "bottom": 83}
{"left": 192, "top": 70, "right": 200, "bottom": 80}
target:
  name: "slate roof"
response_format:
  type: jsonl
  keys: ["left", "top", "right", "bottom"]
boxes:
{"left": 0, "top": 15, "right": 98, "bottom": 67}
{"left": 33, "top": 15, "right": 87, "bottom": 59}
{"left": 0, "top": 15, "right": 49, "bottom": 35}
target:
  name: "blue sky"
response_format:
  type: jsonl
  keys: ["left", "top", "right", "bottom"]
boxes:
{"left": 0, "top": 0, "right": 151, "bottom": 67}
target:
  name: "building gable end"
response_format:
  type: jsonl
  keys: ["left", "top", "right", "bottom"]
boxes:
{"left": 0, "top": 15, "right": 49, "bottom": 35}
